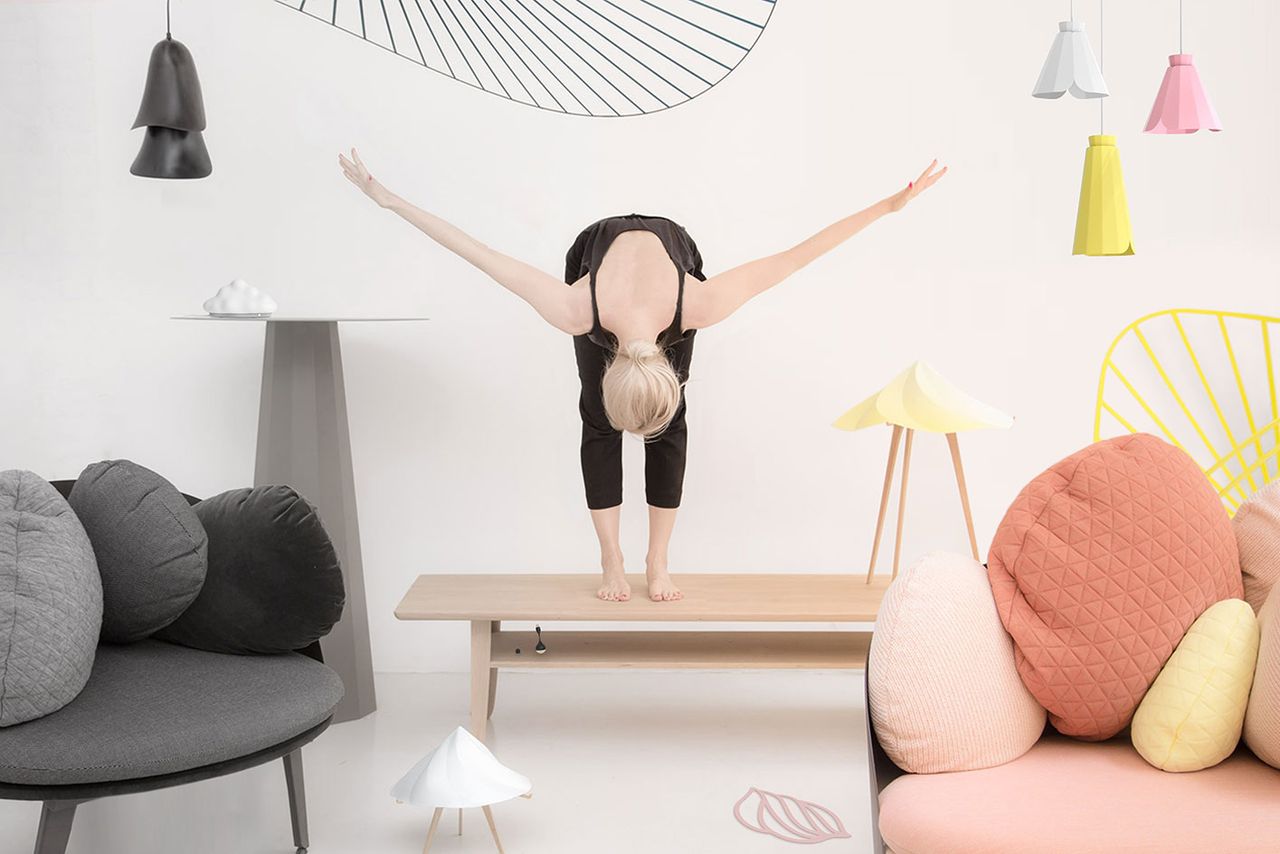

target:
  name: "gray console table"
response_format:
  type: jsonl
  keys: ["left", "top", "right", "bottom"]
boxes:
{"left": 174, "top": 315, "right": 428, "bottom": 722}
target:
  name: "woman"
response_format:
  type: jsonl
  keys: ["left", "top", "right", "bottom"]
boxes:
{"left": 339, "top": 150, "right": 946, "bottom": 602}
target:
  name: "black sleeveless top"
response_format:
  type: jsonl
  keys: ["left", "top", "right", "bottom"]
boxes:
{"left": 563, "top": 214, "right": 706, "bottom": 350}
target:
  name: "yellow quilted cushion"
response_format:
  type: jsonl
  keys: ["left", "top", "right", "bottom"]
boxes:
{"left": 1132, "top": 599, "right": 1259, "bottom": 772}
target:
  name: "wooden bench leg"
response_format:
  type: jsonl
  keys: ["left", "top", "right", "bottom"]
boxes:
{"left": 488, "top": 621, "right": 500, "bottom": 720}
{"left": 470, "top": 620, "right": 493, "bottom": 740}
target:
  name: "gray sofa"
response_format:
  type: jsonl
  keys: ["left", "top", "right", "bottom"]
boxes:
{"left": 0, "top": 483, "right": 345, "bottom": 854}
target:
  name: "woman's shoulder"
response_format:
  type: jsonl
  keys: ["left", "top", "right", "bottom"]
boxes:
{"left": 563, "top": 277, "right": 595, "bottom": 336}
{"left": 678, "top": 279, "right": 715, "bottom": 332}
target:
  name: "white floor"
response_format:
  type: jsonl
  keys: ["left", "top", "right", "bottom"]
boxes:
{"left": 0, "top": 671, "right": 873, "bottom": 854}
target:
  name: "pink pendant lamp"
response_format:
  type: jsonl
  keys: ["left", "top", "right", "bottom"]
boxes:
{"left": 1144, "top": 1, "right": 1221, "bottom": 133}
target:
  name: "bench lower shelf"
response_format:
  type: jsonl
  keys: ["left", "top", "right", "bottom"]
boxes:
{"left": 489, "top": 630, "right": 871, "bottom": 670}
{"left": 467, "top": 620, "right": 875, "bottom": 739}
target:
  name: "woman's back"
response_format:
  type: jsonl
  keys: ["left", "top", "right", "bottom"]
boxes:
{"left": 594, "top": 229, "right": 681, "bottom": 344}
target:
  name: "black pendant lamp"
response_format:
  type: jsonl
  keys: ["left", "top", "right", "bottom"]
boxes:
{"left": 131, "top": 1, "right": 211, "bottom": 179}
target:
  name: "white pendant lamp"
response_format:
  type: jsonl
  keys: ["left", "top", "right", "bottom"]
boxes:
{"left": 1033, "top": 2, "right": 1109, "bottom": 99}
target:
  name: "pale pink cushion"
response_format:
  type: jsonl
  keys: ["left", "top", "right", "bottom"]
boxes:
{"left": 987, "top": 434, "right": 1241, "bottom": 740}
{"left": 869, "top": 552, "right": 1045, "bottom": 773}
{"left": 1233, "top": 481, "right": 1280, "bottom": 613}
{"left": 1244, "top": 588, "right": 1280, "bottom": 769}
{"left": 879, "top": 735, "right": 1280, "bottom": 854}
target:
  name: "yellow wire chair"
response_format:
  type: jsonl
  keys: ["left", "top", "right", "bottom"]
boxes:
{"left": 1094, "top": 309, "right": 1280, "bottom": 516}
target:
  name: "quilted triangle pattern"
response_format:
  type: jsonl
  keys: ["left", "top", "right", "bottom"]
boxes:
{"left": 0, "top": 471, "right": 102, "bottom": 726}
{"left": 987, "top": 434, "right": 1242, "bottom": 740}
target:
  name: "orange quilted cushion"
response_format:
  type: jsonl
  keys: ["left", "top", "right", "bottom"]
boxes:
{"left": 987, "top": 434, "right": 1241, "bottom": 740}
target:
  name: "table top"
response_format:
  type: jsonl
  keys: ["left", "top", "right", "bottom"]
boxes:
{"left": 395, "top": 573, "right": 889, "bottom": 622}
{"left": 171, "top": 315, "right": 429, "bottom": 322}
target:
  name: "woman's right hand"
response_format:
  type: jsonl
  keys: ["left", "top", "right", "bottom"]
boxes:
{"left": 339, "top": 148, "right": 396, "bottom": 208}
{"left": 885, "top": 159, "right": 947, "bottom": 213}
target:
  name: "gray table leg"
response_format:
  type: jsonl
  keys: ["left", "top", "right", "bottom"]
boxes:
{"left": 256, "top": 321, "right": 376, "bottom": 722}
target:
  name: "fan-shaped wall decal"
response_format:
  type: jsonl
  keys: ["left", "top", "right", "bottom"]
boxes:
{"left": 1095, "top": 309, "right": 1280, "bottom": 515}
{"left": 275, "top": 0, "right": 776, "bottom": 116}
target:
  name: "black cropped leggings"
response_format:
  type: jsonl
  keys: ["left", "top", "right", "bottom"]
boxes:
{"left": 573, "top": 333, "right": 695, "bottom": 510}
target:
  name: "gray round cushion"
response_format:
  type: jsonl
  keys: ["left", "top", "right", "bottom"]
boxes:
{"left": 0, "top": 641, "right": 343, "bottom": 786}
{"left": 68, "top": 460, "right": 208, "bottom": 643}
{"left": 0, "top": 471, "right": 102, "bottom": 728}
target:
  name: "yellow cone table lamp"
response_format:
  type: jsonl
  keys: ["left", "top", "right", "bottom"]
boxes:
{"left": 834, "top": 362, "right": 1013, "bottom": 583}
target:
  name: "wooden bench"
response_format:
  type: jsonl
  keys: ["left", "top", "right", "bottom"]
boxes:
{"left": 395, "top": 573, "right": 888, "bottom": 739}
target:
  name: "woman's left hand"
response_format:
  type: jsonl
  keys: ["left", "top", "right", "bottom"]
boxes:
{"left": 886, "top": 159, "right": 947, "bottom": 213}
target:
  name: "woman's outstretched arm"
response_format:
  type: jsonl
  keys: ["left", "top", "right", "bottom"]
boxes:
{"left": 338, "top": 149, "right": 590, "bottom": 335}
{"left": 684, "top": 160, "right": 947, "bottom": 330}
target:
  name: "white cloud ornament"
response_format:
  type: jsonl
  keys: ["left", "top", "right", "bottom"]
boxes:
{"left": 202, "top": 279, "right": 278, "bottom": 317}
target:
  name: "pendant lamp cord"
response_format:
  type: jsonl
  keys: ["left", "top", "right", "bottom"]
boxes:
{"left": 166, "top": 0, "right": 171, "bottom": 38}
{"left": 1180, "top": 0, "right": 1184, "bottom": 53}
{"left": 1099, "top": 0, "right": 1105, "bottom": 133}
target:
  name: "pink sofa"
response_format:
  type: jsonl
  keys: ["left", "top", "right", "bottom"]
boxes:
{"left": 862, "top": 433, "right": 1280, "bottom": 851}
{"left": 863, "top": 644, "right": 1280, "bottom": 854}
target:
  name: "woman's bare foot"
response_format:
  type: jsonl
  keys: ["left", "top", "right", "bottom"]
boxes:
{"left": 598, "top": 551, "right": 631, "bottom": 602}
{"left": 645, "top": 555, "right": 683, "bottom": 602}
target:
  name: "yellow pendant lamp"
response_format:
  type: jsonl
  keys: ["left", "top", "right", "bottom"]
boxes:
{"left": 1073, "top": 135, "right": 1134, "bottom": 255}
{"left": 1072, "top": 0, "right": 1134, "bottom": 256}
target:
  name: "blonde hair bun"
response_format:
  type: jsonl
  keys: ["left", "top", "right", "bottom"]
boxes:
{"left": 601, "top": 339, "right": 683, "bottom": 439}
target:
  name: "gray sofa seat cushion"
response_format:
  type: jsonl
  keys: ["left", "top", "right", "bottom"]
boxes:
{"left": 68, "top": 460, "right": 208, "bottom": 643}
{"left": 0, "top": 641, "right": 343, "bottom": 786}
{"left": 0, "top": 471, "right": 102, "bottom": 727}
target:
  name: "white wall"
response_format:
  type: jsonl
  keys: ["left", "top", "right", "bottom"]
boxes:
{"left": 3, "top": 1, "right": 1277, "bottom": 673}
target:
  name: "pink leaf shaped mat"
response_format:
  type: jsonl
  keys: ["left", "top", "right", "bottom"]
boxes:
{"left": 732, "top": 787, "right": 850, "bottom": 845}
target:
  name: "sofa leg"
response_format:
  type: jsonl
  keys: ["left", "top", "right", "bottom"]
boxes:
{"left": 34, "top": 801, "right": 79, "bottom": 854}
{"left": 282, "top": 750, "right": 309, "bottom": 854}
{"left": 864, "top": 665, "right": 894, "bottom": 854}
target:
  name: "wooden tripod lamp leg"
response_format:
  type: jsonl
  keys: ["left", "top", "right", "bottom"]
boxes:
{"left": 482, "top": 805, "right": 506, "bottom": 854}
{"left": 866, "top": 425, "right": 905, "bottom": 584}
{"left": 946, "top": 433, "right": 980, "bottom": 561}
{"left": 423, "top": 807, "right": 444, "bottom": 854}
{"left": 891, "top": 429, "right": 915, "bottom": 579}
